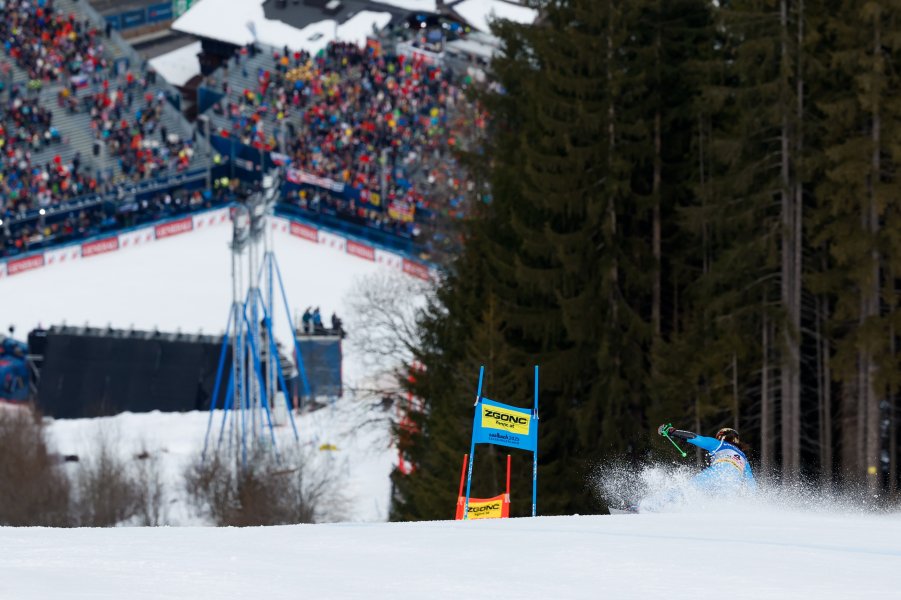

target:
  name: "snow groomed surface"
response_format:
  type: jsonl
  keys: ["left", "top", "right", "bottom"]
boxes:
{"left": 1, "top": 509, "right": 899, "bottom": 598}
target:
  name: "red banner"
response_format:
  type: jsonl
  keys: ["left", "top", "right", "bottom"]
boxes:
{"left": 155, "top": 217, "right": 193, "bottom": 239}
{"left": 7, "top": 254, "right": 45, "bottom": 276}
{"left": 346, "top": 240, "right": 375, "bottom": 261}
{"left": 81, "top": 236, "right": 119, "bottom": 258}
{"left": 402, "top": 259, "right": 429, "bottom": 280}
{"left": 290, "top": 222, "right": 318, "bottom": 243}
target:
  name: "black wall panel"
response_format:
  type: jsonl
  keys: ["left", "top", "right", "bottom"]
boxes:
{"left": 36, "top": 332, "right": 227, "bottom": 419}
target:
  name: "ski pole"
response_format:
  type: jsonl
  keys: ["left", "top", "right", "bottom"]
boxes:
{"left": 662, "top": 426, "right": 687, "bottom": 458}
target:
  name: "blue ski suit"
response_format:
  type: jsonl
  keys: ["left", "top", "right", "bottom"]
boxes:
{"left": 683, "top": 434, "right": 757, "bottom": 492}
{"left": 637, "top": 430, "right": 756, "bottom": 512}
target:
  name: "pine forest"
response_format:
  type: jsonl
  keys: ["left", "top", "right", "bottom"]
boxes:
{"left": 390, "top": 0, "right": 901, "bottom": 518}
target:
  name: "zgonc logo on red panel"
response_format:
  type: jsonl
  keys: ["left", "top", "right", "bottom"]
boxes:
{"left": 289, "top": 222, "right": 318, "bottom": 242}
{"left": 81, "top": 236, "right": 120, "bottom": 258}
{"left": 402, "top": 259, "right": 429, "bottom": 280}
{"left": 155, "top": 217, "right": 194, "bottom": 239}
{"left": 346, "top": 240, "right": 375, "bottom": 261}
{"left": 7, "top": 254, "right": 45, "bottom": 276}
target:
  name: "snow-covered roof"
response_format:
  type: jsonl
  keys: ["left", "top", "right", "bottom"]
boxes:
{"left": 337, "top": 11, "right": 393, "bottom": 48}
{"left": 445, "top": 37, "right": 498, "bottom": 60}
{"left": 453, "top": 0, "right": 537, "bottom": 33}
{"left": 369, "top": 0, "right": 436, "bottom": 11}
{"left": 148, "top": 41, "right": 202, "bottom": 88}
{"left": 172, "top": 0, "right": 390, "bottom": 52}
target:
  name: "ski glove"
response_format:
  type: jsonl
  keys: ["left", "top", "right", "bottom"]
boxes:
{"left": 657, "top": 424, "right": 674, "bottom": 437}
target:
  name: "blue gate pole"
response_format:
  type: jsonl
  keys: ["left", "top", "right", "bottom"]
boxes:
{"left": 463, "top": 366, "right": 485, "bottom": 520}
{"left": 202, "top": 309, "right": 233, "bottom": 461}
{"left": 532, "top": 365, "right": 539, "bottom": 517}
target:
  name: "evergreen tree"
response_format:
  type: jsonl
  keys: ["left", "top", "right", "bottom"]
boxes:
{"left": 812, "top": 0, "right": 901, "bottom": 490}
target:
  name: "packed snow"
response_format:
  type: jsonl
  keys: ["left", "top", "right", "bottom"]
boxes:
{"left": 1, "top": 509, "right": 899, "bottom": 598}
{"left": 46, "top": 402, "right": 395, "bottom": 525}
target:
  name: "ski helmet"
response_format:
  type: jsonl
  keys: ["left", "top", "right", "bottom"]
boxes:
{"left": 715, "top": 427, "right": 740, "bottom": 442}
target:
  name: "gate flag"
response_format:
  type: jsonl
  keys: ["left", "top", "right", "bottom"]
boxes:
{"left": 473, "top": 398, "right": 537, "bottom": 451}
{"left": 455, "top": 454, "right": 510, "bottom": 520}
{"left": 463, "top": 365, "right": 539, "bottom": 519}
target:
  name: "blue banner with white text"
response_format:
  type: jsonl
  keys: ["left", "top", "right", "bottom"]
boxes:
{"left": 472, "top": 397, "right": 537, "bottom": 452}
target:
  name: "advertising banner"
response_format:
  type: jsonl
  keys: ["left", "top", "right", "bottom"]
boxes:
{"left": 346, "top": 240, "right": 375, "bottom": 261}
{"left": 147, "top": 2, "right": 173, "bottom": 23}
{"left": 472, "top": 398, "right": 537, "bottom": 452}
{"left": 455, "top": 494, "right": 508, "bottom": 520}
{"left": 286, "top": 168, "right": 345, "bottom": 193}
{"left": 402, "top": 259, "right": 430, "bottom": 280}
{"left": 290, "top": 222, "right": 319, "bottom": 243}
{"left": 81, "top": 236, "right": 120, "bottom": 258}
{"left": 155, "top": 216, "right": 193, "bottom": 239}
{"left": 7, "top": 253, "right": 45, "bottom": 276}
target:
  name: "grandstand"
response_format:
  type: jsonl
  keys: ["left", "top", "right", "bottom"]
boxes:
{"left": 0, "top": 0, "right": 212, "bottom": 255}
{"left": 0, "top": 0, "right": 498, "bottom": 265}
{"left": 195, "top": 35, "right": 482, "bottom": 261}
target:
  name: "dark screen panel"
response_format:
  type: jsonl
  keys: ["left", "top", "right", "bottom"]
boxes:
{"left": 36, "top": 332, "right": 228, "bottom": 419}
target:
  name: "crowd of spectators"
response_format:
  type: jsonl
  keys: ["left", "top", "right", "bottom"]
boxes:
{"left": 84, "top": 82, "right": 196, "bottom": 182}
{"left": 0, "top": 0, "right": 201, "bottom": 243}
{"left": 209, "top": 40, "right": 484, "bottom": 256}
{"left": 0, "top": 0, "right": 109, "bottom": 85}
{"left": 0, "top": 182, "right": 233, "bottom": 257}
{"left": 0, "top": 0, "right": 483, "bottom": 263}
{"left": 1, "top": 84, "right": 99, "bottom": 220}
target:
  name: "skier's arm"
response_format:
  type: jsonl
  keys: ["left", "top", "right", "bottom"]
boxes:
{"left": 681, "top": 433, "right": 722, "bottom": 452}
{"left": 658, "top": 425, "right": 717, "bottom": 451}
{"left": 666, "top": 428, "right": 697, "bottom": 441}
{"left": 658, "top": 425, "right": 722, "bottom": 452}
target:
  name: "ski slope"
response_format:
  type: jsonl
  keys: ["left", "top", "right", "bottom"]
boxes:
{"left": 0, "top": 211, "right": 413, "bottom": 523}
{"left": 1, "top": 509, "right": 899, "bottom": 598}
{"left": 2, "top": 215, "right": 900, "bottom": 598}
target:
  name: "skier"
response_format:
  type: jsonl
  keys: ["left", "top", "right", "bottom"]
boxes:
{"left": 618, "top": 426, "right": 757, "bottom": 514}
{"left": 668, "top": 424, "right": 755, "bottom": 484}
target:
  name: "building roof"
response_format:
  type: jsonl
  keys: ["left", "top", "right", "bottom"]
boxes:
{"left": 172, "top": 0, "right": 393, "bottom": 50}
{"left": 451, "top": 0, "right": 537, "bottom": 33}
{"left": 148, "top": 41, "right": 203, "bottom": 87}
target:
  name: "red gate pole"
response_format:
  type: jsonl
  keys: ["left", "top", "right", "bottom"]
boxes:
{"left": 456, "top": 454, "right": 469, "bottom": 519}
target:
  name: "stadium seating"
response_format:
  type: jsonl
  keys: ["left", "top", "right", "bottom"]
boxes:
{"left": 0, "top": 0, "right": 210, "bottom": 214}
{"left": 1, "top": 0, "right": 480, "bottom": 263}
